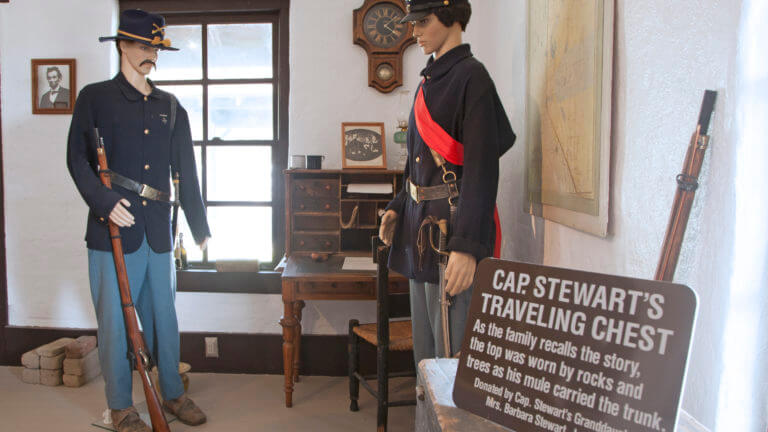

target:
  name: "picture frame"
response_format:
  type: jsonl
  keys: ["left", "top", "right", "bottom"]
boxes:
{"left": 525, "top": 0, "right": 614, "bottom": 237}
{"left": 31, "top": 58, "right": 76, "bottom": 114}
{"left": 341, "top": 122, "right": 386, "bottom": 169}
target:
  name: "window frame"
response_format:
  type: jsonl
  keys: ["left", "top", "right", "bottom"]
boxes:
{"left": 120, "top": 0, "right": 289, "bottom": 293}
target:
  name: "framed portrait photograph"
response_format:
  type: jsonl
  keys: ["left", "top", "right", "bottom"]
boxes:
{"left": 341, "top": 122, "right": 386, "bottom": 169}
{"left": 31, "top": 58, "right": 76, "bottom": 114}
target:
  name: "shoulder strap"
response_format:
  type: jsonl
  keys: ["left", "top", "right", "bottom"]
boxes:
{"left": 169, "top": 95, "right": 178, "bottom": 139}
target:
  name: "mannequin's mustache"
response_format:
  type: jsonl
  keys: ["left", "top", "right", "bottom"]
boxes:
{"left": 140, "top": 59, "right": 157, "bottom": 69}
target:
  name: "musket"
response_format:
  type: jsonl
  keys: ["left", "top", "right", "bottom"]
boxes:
{"left": 654, "top": 90, "right": 717, "bottom": 281}
{"left": 94, "top": 128, "right": 171, "bottom": 432}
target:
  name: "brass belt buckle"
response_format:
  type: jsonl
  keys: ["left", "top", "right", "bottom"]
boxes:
{"left": 139, "top": 184, "right": 152, "bottom": 199}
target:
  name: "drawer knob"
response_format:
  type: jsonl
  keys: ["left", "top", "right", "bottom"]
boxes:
{"left": 298, "top": 185, "right": 305, "bottom": 191}
{"left": 325, "top": 185, "right": 331, "bottom": 191}
{"left": 299, "top": 240, "right": 305, "bottom": 246}
{"left": 324, "top": 204, "right": 331, "bottom": 210}
{"left": 299, "top": 204, "right": 305, "bottom": 210}
{"left": 324, "top": 241, "right": 331, "bottom": 247}
{"left": 416, "top": 385, "right": 425, "bottom": 401}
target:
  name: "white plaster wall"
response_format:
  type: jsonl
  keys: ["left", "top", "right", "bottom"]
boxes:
{"left": 289, "top": 0, "right": 424, "bottom": 169}
{"left": 0, "top": 0, "right": 118, "bottom": 329}
{"left": 531, "top": 0, "right": 767, "bottom": 430}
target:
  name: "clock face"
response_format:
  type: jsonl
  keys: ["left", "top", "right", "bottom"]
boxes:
{"left": 363, "top": 3, "right": 409, "bottom": 49}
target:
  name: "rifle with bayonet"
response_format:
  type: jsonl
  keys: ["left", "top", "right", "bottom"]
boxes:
{"left": 654, "top": 90, "right": 717, "bottom": 281}
{"left": 94, "top": 128, "right": 171, "bottom": 432}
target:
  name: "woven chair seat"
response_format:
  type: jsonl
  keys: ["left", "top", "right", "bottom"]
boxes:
{"left": 353, "top": 320, "right": 413, "bottom": 351}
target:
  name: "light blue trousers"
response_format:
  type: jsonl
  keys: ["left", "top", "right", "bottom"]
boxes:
{"left": 409, "top": 279, "right": 473, "bottom": 365}
{"left": 88, "top": 237, "right": 183, "bottom": 410}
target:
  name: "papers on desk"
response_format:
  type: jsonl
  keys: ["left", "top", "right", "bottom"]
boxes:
{"left": 346, "top": 183, "right": 393, "bottom": 194}
{"left": 342, "top": 256, "right": 377, "bottom": 271}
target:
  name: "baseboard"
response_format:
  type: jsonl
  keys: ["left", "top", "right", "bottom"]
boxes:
{"left": 0, "top": 326, "right": 414, "bottom": 376}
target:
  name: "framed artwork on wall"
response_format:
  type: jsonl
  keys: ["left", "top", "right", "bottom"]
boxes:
{"left": 526, "top": 0, "right": 614, "bottom": 237}
{"left": 31, "top": 58, "right": 76, "bottom": 114}
{"left": 341, "top": 122, "right": 386, "bottom": 169}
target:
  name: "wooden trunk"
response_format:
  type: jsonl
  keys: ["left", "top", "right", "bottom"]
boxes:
{"left": 416, "top": 359, "right": 511, "bottom": 432}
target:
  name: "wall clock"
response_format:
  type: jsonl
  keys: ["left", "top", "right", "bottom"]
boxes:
{"left": 353, "top": 0, "right": 416, "bottom": 93}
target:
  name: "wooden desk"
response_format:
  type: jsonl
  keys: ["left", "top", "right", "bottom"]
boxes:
{"left": 279, "top": 254, "right": 408, "bottom": 407}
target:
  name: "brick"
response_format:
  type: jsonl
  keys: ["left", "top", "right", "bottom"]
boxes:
{"left": 40, "top": 352, "right": 65, "bottom": 370}
{"left": 65, "top": 336, "right": 97, "bottom": 359}
{"left": 21, "top": 349, "right": 40, "bottom": 369}
{"left": 63, "top": 363, "right": 100, "bottom": 387}
{"left": 36, "top": 337, "right": 76, "bottom": 358}
{"left": 63, "top": 349, "right": 100, "bottom": 376}
{"left": 40, "top": 369, "right": 63, "bottom": 386}
{"left": 22, "top": 368, "right": 40, "bottom": 384}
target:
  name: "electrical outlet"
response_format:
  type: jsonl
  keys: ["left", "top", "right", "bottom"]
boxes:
{"left": 204, "top": 337, "right": 219, "bottom": 358}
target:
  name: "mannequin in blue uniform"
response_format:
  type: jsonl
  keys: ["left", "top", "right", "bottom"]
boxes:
{"left": 380, "top": 0, "right": 516, "bottom": 365}
{"left": 68, "top": 10, "right": 211, "bottom": 432}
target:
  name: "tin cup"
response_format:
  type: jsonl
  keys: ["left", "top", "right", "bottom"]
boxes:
{"left": 290, "top": 154, "right": 306, "bottom": 169}
{"left": 306, "top": 155, "right": 325, "bottom": 169}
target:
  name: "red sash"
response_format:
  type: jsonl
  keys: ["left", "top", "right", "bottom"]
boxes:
{"left": 413, "top": 82, "right": 502, "bottom": 258}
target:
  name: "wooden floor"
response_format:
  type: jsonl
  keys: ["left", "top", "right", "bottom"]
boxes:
{"left": 0, "top": 367, "right": 416, "bottom": 431}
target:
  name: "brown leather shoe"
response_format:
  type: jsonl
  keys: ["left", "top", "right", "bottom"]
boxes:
{"left": 163, "top": 394, "right": 207, "bottom": 426}
{"left": 111, "top": 407, "right": 151, "bottom": 432}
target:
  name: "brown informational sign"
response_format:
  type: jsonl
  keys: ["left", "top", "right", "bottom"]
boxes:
{"left": 453, "top": 259, "right": 697, "bottom": 432}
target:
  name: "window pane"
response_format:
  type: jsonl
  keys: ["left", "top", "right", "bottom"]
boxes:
{"left": 207, "top": 146, "right": 271, "bottom": 202}
{"left": 207, "top": 207, "right": 272, "bottom": 261}
{"left": 208, "top": 23, "right": 273, "bottom": 79}
{"left": 170, "top": 146, "right": 203, "bottom": 202}
{"left": 151, "top": 25, "right": 202, "bottom": 81}
{"left": 208, "top": 84, "right": 273, "bottom": 140}
{"left": 158, "top": 85, "right": 203, "bottom": 141}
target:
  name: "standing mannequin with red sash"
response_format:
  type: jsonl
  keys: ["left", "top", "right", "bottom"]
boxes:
{"left": 380, "top": 0, "right": 515, "bottom": 365}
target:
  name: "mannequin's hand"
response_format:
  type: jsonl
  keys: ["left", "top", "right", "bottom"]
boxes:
{"left": 445, "top": 251, "right": 476, "bottom": 296}
{"left": 379, "top": 210, "right": 398, "bottom": 246}
{"left": 109, "top": 199, "right": 134, "bottom": 227}
{"left": 198, "top": 237, "right": 210, "bottom": 251}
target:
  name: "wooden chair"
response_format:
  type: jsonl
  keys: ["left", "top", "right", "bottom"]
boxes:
{"left": 348, "top": 238, "right": 416, "bottom": 432}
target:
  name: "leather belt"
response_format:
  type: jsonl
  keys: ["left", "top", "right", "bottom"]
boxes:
{"left": 101, "top": 170, "right": 171, "bottom": 202}
{"left": 407, "top": 178, "right": 459, "bottom": 204}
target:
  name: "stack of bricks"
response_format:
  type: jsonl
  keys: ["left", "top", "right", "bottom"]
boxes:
{"left": 20, "top": 336, "right": 101, "bottom": 387}
{"left": 21, "top": 337, "right": 75, "bottom": 386}
{"left": 63, "top": 336, "right": 101, "bottom": 387}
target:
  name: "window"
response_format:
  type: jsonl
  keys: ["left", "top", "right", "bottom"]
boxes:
{"left": 120, "top": 1, "right": 290, "bottom": 273}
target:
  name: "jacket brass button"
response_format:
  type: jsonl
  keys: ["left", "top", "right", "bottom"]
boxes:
{"left": 144, "top": 129, "right": 149, "bottom": 135}
{"left": 99, "top": 217, "right": 105, "bottom": 222}
{"left": 142, "top": 200, "right": 147, "bottom": 206}
{"left": 144, "top": 164, "right": 150, "bottom": 170}
{"left": 415, "top": 156, "right": 421, "bottom": 163}
{"left": 143, "top": 96, "right": 148, "bottom": 101}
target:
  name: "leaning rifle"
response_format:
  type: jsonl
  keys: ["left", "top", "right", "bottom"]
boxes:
{"left": 654, "top": 90, "right": 717, "bottom": 281}
{"left": 94, "top": 128, "right": 171, "bottom": 432}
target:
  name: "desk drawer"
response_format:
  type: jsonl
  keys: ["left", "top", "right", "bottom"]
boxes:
{"left": 292, "top": 234, "right": 338, "bottom": 252}
{"left": 293, "top": 179, "right": 338, "bottom": 198}
{"left": 292, "top": 197, "right": 339, "bottom": 212}
{"left": 296, "top": 280, "right": 373, "bottom": 297}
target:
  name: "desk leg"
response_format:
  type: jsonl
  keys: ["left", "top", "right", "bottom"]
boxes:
{"left": 292, "top": 300, "right": 305, "bottom": 383}
{"left": 280, "top": 296, "right": 297, "bottom": 407}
